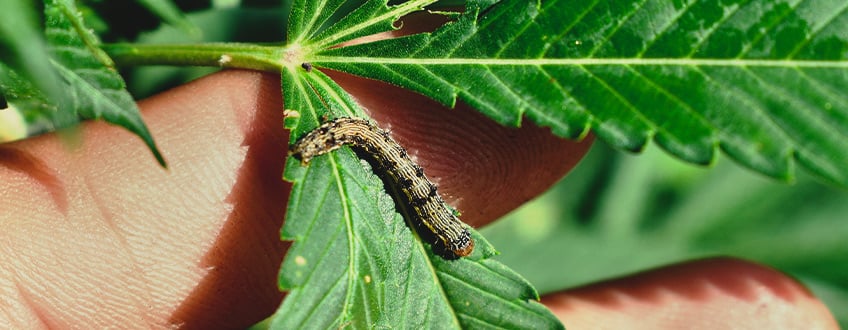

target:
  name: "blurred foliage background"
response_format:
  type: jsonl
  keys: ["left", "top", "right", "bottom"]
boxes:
{"left": 482, "top": 141, "right": 848, "bottom": 327}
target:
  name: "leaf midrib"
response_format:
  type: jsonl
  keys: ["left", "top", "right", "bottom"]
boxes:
{"left": 312, "top": 57, "right": 848, "bottom": 67}
{"left": 328, "top": 153, "right": 358, "bottom": 323}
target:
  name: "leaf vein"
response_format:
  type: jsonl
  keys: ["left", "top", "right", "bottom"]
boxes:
{"left": 786, "top": 0, "right": 848, "bottom": 59}
{"left": 577, "top": 65, "right": 654, "bottom": 134}
{"left": 737, "top": 0, "right": 803, "bottom": 59}
{"left": 744, "top": 67, "right": 848, "bottom": 141}
{"left": 492, "top": 4, "right": 540, "bottom": 58}
{"left": 539, "top": 0, "right": 601, "bottom": 58}
{"left": 628, "top": 65, "right": 717, "bottom": 139}
{"left": 327, "top": 153, "right": 359, "bottom": 320}
{"left": 586, "top": 0, "right": 650, "bottom": 57}
{"left": 693, "top": 66, "right": 795, "bottom": 154}
{"left": 637, "top": 0, "right": 698, "bottom": 58}
{"left": 438, "top": 270, "right": 550, "bottom": 319}
{"left": 535, "top": 65, "right": 593, "bottom": 131}
{"left": 796, "top": 69, "right": 848, "bottom": 111}
{"left": 300, "top": 269, "right": 350, "bottom": 326}
{"left": 686, "top": 1, "right": 746, "bottom": 58}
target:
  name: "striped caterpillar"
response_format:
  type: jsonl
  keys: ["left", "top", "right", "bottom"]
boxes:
{"left": 290, "top": 117, "right": 474, "bottom": 260}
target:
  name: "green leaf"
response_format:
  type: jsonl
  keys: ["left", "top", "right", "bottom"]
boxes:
{"left": 273, "top": 2, "right": 562, "bottom": 325}
{"left": 0, "top": 0, "right": 56, "bottom": 95}
{"left": 312, "top": 0, "right": 848, "bottom": 187}
{"left": 286, "top": 0, "right": 349, "bottom": 44}
{"left": 275, "top": 135, "right": 559, "bottom": 327}
{"left": 432, "top": 253, "right": 563, "bottom": 329}
{"left": 44, "top": 0, "right": 165, "bottom": 166}
{"left": 0, "top": 0, "right": 74, "bottom": 128}
{"left": 290, "top": 0, "right": 437, "bottom": 50}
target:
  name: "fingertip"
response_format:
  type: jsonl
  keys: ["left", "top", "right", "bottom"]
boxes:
{"left": 326, "top": 71, "right": 593, "bottom": 227}
{"left": 541, "top": 257, "right": 839, "bottom": 329}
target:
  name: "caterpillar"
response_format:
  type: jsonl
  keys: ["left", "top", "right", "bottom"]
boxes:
{"left": 290, "top": 117, "right": 474, "bottom": 260}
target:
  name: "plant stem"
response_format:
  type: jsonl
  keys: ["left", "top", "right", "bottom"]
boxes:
{"left": 102, "top": 43, "right": 291, "bottom": 72}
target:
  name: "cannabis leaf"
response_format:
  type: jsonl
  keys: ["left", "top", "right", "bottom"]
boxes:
{"left": 0, "top": 0, "right": 73, "bottom": 128}
{"left": 277, "top": 148, "right": 557, "bottom": 328}
{"left": 273, "top": 1, "right": 562, "bottom": 328}
{"left": 44, "top": 0, "right": 165, "bottom": 165}
{"left": 313, "top": 0, "right": 848, "bottom": 186}
{"left": 6, "top": 0, "right": 846, "bottom": 327}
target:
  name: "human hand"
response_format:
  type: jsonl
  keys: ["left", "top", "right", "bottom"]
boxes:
{"left": 0, "top": 69, "right": 586, "bottom": 328}
{"left": 1, "top": 69, "right": 837, "bottom": 329}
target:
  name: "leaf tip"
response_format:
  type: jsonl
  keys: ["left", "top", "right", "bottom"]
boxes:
{"left": 141, "top": 136, "right": 167, "bottom": 168}
{"left": 153, "top": 151, "right": 168, "bottom": 168}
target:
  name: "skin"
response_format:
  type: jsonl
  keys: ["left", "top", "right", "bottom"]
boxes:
{"left": 0, "top": 10, "right": 840, "bottom": 328}
{"left": 0, "top": 70, "right": 838, "bottom": 329}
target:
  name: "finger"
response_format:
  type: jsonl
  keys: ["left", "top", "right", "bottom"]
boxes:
{"left": 1, "top": 67, "right": 590, "bottom": 328}
{"left": 1, "top": 66, "right": 589, "bottom": 328}
{"left": 333, "top": 10, "right": 594, "bottom": 226}
{"left": 0, "top": 70, "right": 289, "bottom": 328}
{"left": 328, "top": 71, "right": 593, "bottom": 226}
{"left": 541, "top": 257, "right": 839, "bottom": 329}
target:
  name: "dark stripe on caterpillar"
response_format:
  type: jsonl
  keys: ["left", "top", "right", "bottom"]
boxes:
{"left": 290, "top": 117, "right": 474, "bottom": 260}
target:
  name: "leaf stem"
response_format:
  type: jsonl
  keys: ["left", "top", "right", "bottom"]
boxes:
{"left": 102, "top": 43, "right": 294, "bottom": 72}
